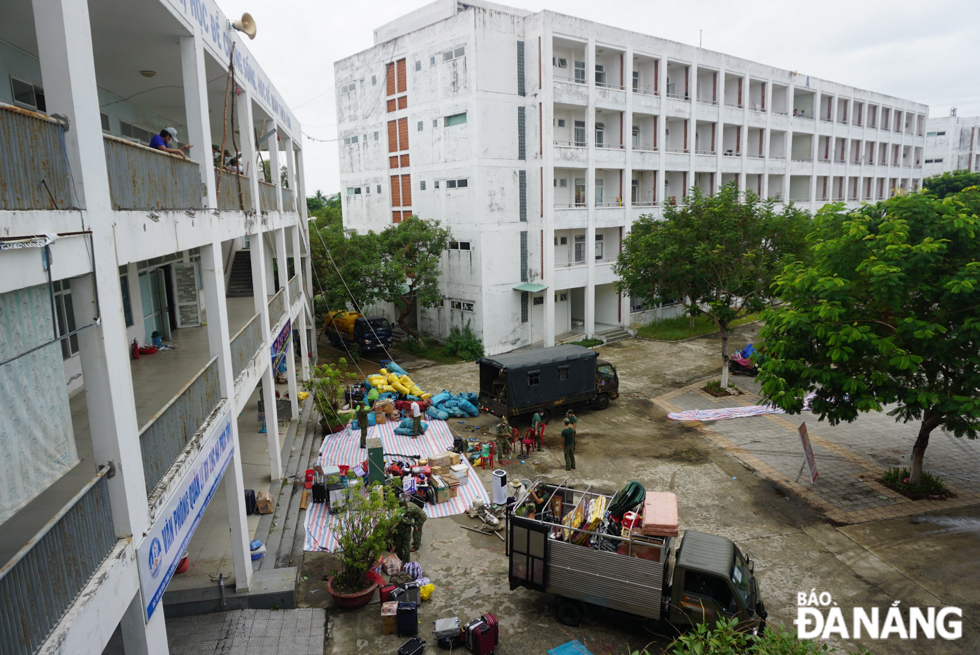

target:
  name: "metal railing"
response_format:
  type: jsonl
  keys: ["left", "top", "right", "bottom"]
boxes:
{"left": 104, "top": 135, "right": 202, "bottom": 210}
{"left": 230, "top": 313, "right": 262, "bottom": 381}
{"left": 554, "top": 140, "right": 587, "bottom": 148}
{"left": 268, "top": 288, "right": 286, "bottom": 329}
{"left": 0, "top": 467, "right": 116, "bottom": 655}
{"left": 666, "top": 147, "right": 689, "bottom": 154}
{"left": 554, "top": 203, "right": 587, "bottom": 209}
{"left": 790, "top": 197, "right": 811, "bottom": 203}
{"left": 595, "top": 142, "right": 624, "bottom": 149}
{"left": 634, "top": 87, "right": 659, "bottom": 97}
{"left": 633, "top": 144, "right": 658, "bottom": 152}
{"left": 596, "top": 81, "right": 625, "bottom": 91}
{"left": 0, "top": 101, "right": 77, "bottom": 210}
{"left": 258, "top": 181, "right": 278, "bottom": 211}
{"left": 665, "top": 92, "right": 690, "bottom": 101}
{"left": 698, "top": 98, "right": 719, "bottom": 106}
{"left": 695, "top": 150, "right": 717, "bottom": 156}
{"left": 288, "top": 275, "right": 300, "bottom": 303}
{"left": 214, "top": 167, "right": 253, "bottom": 211}
{"left": 632, "top": 200, "right": 658, "bottom": 207}
{"left": 281, "top": 187, "right": 295, "bottom": 212}
{"left": 554, "top": 74, "right": 585, "bottom": 85}
{"left": 139, "top": 357, "right": 220, "bottom": 494}
{"left": 792, "top": 114, "right": 815, "bottom": 120}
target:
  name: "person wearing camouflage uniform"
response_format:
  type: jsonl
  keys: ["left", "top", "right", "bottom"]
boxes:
{"left": 394, "top": 499, "right": 427, "bottom": 562}
{"left": 495, "top": 418, "right": 512, "bottom": 457}
{"left": 355, "top": 403, "right": 370, "bottom": 448}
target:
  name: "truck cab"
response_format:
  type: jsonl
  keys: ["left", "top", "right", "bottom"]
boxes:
{"left": 667, "top": 531, "right": 767, "bottom": 634}
{"left": 595, "top": 359, "right": 619, "bottom": 408}
{"left": 324, "top": 311, "right": 393, "bottom": 354}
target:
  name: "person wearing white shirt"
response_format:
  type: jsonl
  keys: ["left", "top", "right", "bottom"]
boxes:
{"left": 410, "top": 401, "right": 421, "bottom": 439}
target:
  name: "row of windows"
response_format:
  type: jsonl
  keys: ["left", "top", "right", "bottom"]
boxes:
{"left": 449, "top": 300, "right": 474, "bottom": 312}
{"left": 925, "top": 131, "right": 946, "bottom": 137}
{"left": 923, "top": 158, "right": 944, "bottom": 164}
{"left": 419, "top": 178, "right": 469, "bottom": 190}
{"left": 343, "top": 131, "right": 380, "bottom": 145}
{"left": 449, "top": 240, "right": 472, "bottom": 250}
{"left": 415, "top": 46, "right": 466, "bottom": 71}
{"left": 417, "top": 112, "right": 467, "bottom": 132}
{"left": 346, "top": 184, "right": 383, "bottom": 195}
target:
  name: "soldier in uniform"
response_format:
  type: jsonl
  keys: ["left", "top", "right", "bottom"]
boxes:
{"left": 355, "top": 403, "right": 370, "bottom": 448}
{"left": 495, "top": 417, "right": 512, "bottom": 457}
{"left": 394, "top": 499, "right": 427, "bottom": 562}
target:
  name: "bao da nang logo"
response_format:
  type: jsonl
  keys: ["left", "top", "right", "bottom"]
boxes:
{"left": 147, "top": 538, "right": 164, "bottom": 580}
{"left": 796, "top": 590, "right": 962, "bottom": 640}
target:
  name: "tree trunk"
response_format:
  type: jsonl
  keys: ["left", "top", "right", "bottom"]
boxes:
{"left": 689, "top": 313, "right": 695, "bottom": 328}
{"left": 719, "top": 324, "right": 729, "bottom": 388}
{"left": 909, "top": 409, "right": 941, "bottom": 485}
{"left": 396, "top": 293, "right": 418, "bottom": 339}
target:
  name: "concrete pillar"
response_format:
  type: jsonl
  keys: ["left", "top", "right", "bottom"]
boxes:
{"left": 235, "top": 89, "right": 262, "bottom": 210}
{"left": 275, "top": 228, "right": 299, "bottom": 418}
{"left": 298, "top": 310, "right": 311, "bottom": 383}
{"left": 120, "top": 588, "right": 169, "bottom": 655}
{"left": 249, "top": 232, "right": 282, "bottom": 480}
{"left": 32, "top": 0, "right": 111, "bottom": 210}
{"left": 290, "top": 224, "right": 308, "bottom": 382}
{"left": 200, "top": 243, "right": 252, "bottom": 590}
{"left": 584, "top": 37, "right": 596, "bottom": 338}
{"left": 268, "top": 123, "right": 282, "bottom": 212}
{"left": 541, "top": 29, "right": 556, "bottom": 348}
{"left": 739, "top": 73, "right": 749, "bottom": 195}
{"left": 657, "top": 56, "right": 668, "bottom": 200}
{"left": 180, "top": 34, "right": 216, "bottom": 209}
{"left": 283, "top": 136, "right": 297, "bottom": 211}
{"left": 72, "top": 270, "right": 148, "bottom": 539}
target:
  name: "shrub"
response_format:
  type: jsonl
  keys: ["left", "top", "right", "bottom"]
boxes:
{"left": 444, "top": 322, "right": 485, "bottom": 360}
{"left": 879, "top": 467, "right": 950, "bottom": 499}
{"left": 570, "top": 338, "right": 604, "bottom": 348}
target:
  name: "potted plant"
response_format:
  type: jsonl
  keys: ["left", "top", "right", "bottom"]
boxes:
{"left": 326, "top": 483, "right": 403, "bottom": 608}
{"left": 305, "top": 360, "right": 359, "bottom": 434}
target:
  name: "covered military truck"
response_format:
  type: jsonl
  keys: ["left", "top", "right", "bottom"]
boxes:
{"left": 508, "top": 481, "right": 767, "bottom": 633}
{"left": 477, "top": 344, "right": 618, "bottom": 421}
{"left": 324, "top": 310, "right": 393, "bottom": 355}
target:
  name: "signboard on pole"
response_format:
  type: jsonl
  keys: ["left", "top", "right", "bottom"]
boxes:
{"left": 798, "top": 421, "right": 819, "bottom": 484}
{"left": 271, "top": 318, "right": 291, "bottom": 373}
{"left": 137, "top": 410, "right": 234, "bottom": 620}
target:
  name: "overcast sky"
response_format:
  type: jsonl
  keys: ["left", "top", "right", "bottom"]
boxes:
{"left": 220, "top": 0, "right": 980, "bottom": 196}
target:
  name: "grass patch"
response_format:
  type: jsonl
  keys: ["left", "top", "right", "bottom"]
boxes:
{"left": 879, "top": 467, "right": 953, "bottom": 500}
{"left": 636, "top": 312, "right": 761, "bottom": 341}
{"left": 569, "top": 337, "right": 604, "bottom": 347}
{"left": 702, "top": 379, "right": 741, "bottom": 397}
{"left": 397, "top": 336, "right": 464, "bottom": 365}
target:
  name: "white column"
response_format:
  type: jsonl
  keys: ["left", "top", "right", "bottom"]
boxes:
{"left": 622, "top": 46, "right": 634, "bottom": 329}
{"left": 739, "top": 73, "right": 749, "bottom": 195}
{"left": 585, "top": 37, "right": 596, "bottom": 338}
{"left": 657, "top": 56, "right": 667, "bottom": 202}
{"left": 269, "top": 124, "right": 283, "bottom": 212}
{"left": 200, "top": 243, "right": 252, "bottom": 590}
{"left": 298, "top": 310, "right": 311, "bottom": 383}
{"left": 73, "top": 271, "right": 148, "bottom": 539}
{"left": 761, "top": 78, "right": 773, "bottom": 199}
{"left": 276, "top": 228, "right": 299, "bottom": 418}
{"left": 121, "top": 588, "right": 168, "bottom": 655}
{"left": 290, "top": 224, "right": 308, "bottom": 382}
{"left": 283, "top": 135, "right": 297, "bottom": 210}
{"left": 180, "top": 34, "right": 215, "bottom": 209}
{"left": 541, "top": 28, "right": 556, "bottom": 348}
{"left": 249, "top": 232, "right": 282, "bottom": 480}
{"left": 235, "top": 89, "right": 262, "bottom": 209}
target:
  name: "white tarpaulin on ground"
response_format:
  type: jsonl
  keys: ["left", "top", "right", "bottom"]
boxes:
{"left": 0, "top": 284, "right": 78, "bottom": 525}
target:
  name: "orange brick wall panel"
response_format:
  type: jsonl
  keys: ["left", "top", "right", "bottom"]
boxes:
{"left": 400, "top": 154, "right": 410, "bottom": 167}
{"left": 398, "top": 96, "right": 408, "bottom": 110}
{"left": 393, "top": 211, "right": 402, "bottom": 223}
{"left": 389, "top": 155, "right": 399, "bottom": 169}
{"left": 387, "top": 120, "right": 398, "bottom": 153}
{"left": 400, "top": 174, "right": 412, "bottom": 206}
{"left": 390, "top": 176, "right": 402, "bottom": 206}
{"left": 387, "top": 98, "right": 396, "bottom": 113}
{"left": 386, "top": 63, "right": 396, "bottom": 96}
{"left": 397, "top": 118, "right": 409, "bottom": 151}
{"left": 396, "top": 59, "right": 407, "bottom": 93}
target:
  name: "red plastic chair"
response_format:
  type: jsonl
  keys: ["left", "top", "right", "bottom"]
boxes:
{"left": 521, "top": 429, "right": 536, "bottom": 457}
{"left": 538, "top": 423, "right": 546, "bottom": 447}
{"left": 509, "top": 427, "right": 522, "bottom": 455}
{"left": 482, "top": 441, "right": 495, "bottom": 470}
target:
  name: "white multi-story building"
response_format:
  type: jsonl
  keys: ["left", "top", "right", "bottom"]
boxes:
{"left": 0, "top": 0, "right": 311, "bottom": 653}
{"left": 923, "top": 111, "right": 980, "bottom": 177}
{"left": 336, "top": 0, "right": 927, "bottom": 355}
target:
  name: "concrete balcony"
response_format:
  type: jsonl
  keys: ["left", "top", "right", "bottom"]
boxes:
{"left": 596, "top": 85, "right": 626, "bottom": 109}
{"left": 0, "top": 102, "right": 77, "bottom": 210}
{"left": 553, "top": 76, "right": 588, "bottom": 105}
{"left": 258, "top": 181, "right": 278, "bottom": 212}
{"left": 104, "top": 136, "right": 202, "bottom": 211}
{"left": 664, "top": 150, "right": 690, "bottom": 169}
{"left": 553, "top": 206, "right": 588, "bottom": 228}
{"left": 631, "top": 149, "right": 660, "bottom": 170}
{"left": 595, "top": 260, "right": 618, "bottom": 285}
{"left": 632, "top": 93, "right": 661, "bottom": 115}
{"left": 215, "top": 168, "right": 254, "bottom": 212}
{"left": 554, "top": 142, "right": 589, "bottom": 166}
{"left": 554, "top": 262, "right": 589, "bottom": 289}
{"left": 595, "top": 146, "right": 626, "bottom": 167}
{"left": 664, "top": 97, "right": 692, "bottom": 118}
{"left": 722, "top": 105, "right": 744, "bottom": 125}
{"left": 630, "top": 203, "right": 660, "bottom": 221}
{"left": 595, "top": 205, "right": 627, "bottom": 227}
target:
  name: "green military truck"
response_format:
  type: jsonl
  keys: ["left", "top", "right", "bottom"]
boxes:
{"left": 507, "top": 481, "right": 767, "bottom": 633}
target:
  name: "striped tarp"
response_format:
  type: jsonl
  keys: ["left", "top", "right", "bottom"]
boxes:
{"left": 303, "top": 418, "right": 490, "bottom": 552}
{"left": 667, "top": 392, "right": 815, "bottom": 422}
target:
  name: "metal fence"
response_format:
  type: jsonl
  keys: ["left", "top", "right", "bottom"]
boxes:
{"left": 139, "top": 357, "right": 220, "bottom": 495}
{"left": 0, "top": 101, "right": 76, "bottom": 210}
{"left": 214, "top": 167, "right": 253, "bottom": 211}
{"left": 0, "top": 467, "right": 116, "bottom": 655}
{"left": 281, "top": 187, "right": 295, "bottom": 212}
{"left": 288, "top": 275, "right": 300, "bottom": 305}
{"left": 268, "top": 289, "right": 286, "bottom": 330}
{"left": 230, "top": 313, "right": 262, "bottom": 381}
{"left": 258, "top": 181, "right": 277, "bottom": 211}
{"left": 104, "top": 135, "right": 202, "bottom": 210}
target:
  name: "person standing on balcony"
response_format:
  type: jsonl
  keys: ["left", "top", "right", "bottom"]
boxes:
{"left": 150, "top": 127, "right": 192, "bottom": 159}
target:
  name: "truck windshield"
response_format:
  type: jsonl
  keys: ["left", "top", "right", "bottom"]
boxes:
{"left": 369, "top": 318, "right": 391, "bottom": 331}
{"left": 597, "top": 365, "right": 615, "bottom": 380}
{"left": 731, "top": 547, "right": 752, "bottom": 607}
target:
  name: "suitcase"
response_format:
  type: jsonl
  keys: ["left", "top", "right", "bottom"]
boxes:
{"left": 466, "top": 613, "right": 498, "bottom": 655}
{"left": 380, "top": 584, "right": 398, "bottom": 603}
{"left": 432, "top": 617, "right": 461, "bottom": 640}
{"left": 398, "top": 638, "right": 425, "bottom": 655}
{"left": 389, "top": 586, "right": 407, "bottom": 603}
{"left": 463, "top": 619, "right": 484, "bottom": 651}
{"left": 400, "top": 581, "right": 422, "bottom": 605}
{"left": 397, "top": 602, "right": 419, "bottom": 637}
{"left": 244, "top": 489, "right": 257, "bottom": 515}
{"left": 311, "top": 473, "right": 326, "bottom": 504}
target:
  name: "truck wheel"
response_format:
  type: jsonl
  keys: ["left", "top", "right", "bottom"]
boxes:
{"left": 540, "top": 409, "right": 553, "bottom": 424}
{"left": 328, "top": 333, "right": 340, "bottom": 347}
{"left": 594, "top": 394, "right": 610, "bottom": 410}
{"left": 556, "top": 598, "right": 584, "bottom": 627}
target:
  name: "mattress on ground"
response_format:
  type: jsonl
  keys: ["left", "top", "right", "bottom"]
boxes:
{"left": 640, "top": 491, "right": 679, "bottom": 537}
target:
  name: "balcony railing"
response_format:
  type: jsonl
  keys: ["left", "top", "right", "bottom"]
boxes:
{"left": 555, "top": 140, "right": 587, "bottom": 148}
{"left": 723, "top": 150, "right": 741, "bottom": 157}
{"left": 724, "top": 102, "right": 743, "bottom": 109}
{"left": 792, "top": 157, "right": 812, "bottom": 163}
{"left": 554, "top": 202, "right": 587, "bottom": 208}
{"left": 634, "top": 87, "right": 659, "bottom": 97}
{"left": 596, "top": 201, "right": 624, "bottom": 208}
{"left": 268, "top": 288, "right": 286, "bottom": 329}
{"left": 772, "top": 109, "right": 789, "bottom": 116}
{"left": 0, "top": 101, "right": 77, "bottom": 210}
{"left": 665, "top": 92, "right": 690, "bottom": 101}
{"left": 557, "top": 260, "right": 588, "bottom": 268}
{"left": 0, "top": 467, "right": 116, "bottom": 655}
{"left": 258, "top": 181, "right": 278, "bottom": 211}
{"left": 104, "top": 135, "right": 202, "bottom": 211}
{"left": 632, "top": 200, "right": 658, "bottom": 207}
{"left": 596, "top": 81, "right": 624, "bottom": 91}
{"left": 695, "top": 150, "right": 717, "bottom": 156}
{"left": 596, "top": 142, "right": 624, "bottom": 149}
{"left": 697, "top": 98, "right": 719, "bottom": 106}
{"left": 282, "top": 187, "right": 295, "bottom": 212}
{"left": 214, "top": 167, "right": 253, "bottom": 211}
{"left": 633, "top": 144, "right": 658, "bottom": 152}
{"left": 792, "top": 113, "right": 814, "bottom": 120}
{"left": 554, "top": 73, "right": 585, "bottom": 85}
{"left": 790, "top": 196, "right": 811, "bottom": 203}
{"left": 139, "top": 357, "right": 220, "bottom": 495}
{"left": 230, "top": 313, "right": 262, "bottom": 381}
{"left": 746, "top": 153, "right": 765, "bottom": 159}
{"left": 288, "top": 275, "right": 300, "bottom": 304}
{"left": 769, "top": 155, "right": 786, "bottom": 160}
{"left": 666, "top": 147, "right": 689, "bottom": 154}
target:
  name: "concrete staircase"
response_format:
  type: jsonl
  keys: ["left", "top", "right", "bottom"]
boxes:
{"left": 595, "top": 326, "right": 632, "bottom": 344}
{"left": 226, "top": 250, "right": 254, "bottom": 298}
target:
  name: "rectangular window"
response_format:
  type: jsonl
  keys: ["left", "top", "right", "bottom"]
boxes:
{"left": 449, "top": 300, "right": 474, "bottom": 312}
{"left": 574, "top": 61, "right": 586, "bottom": 84}
{"left": 347, "top": 187, "right": 355, "bottom": 195}
{"left": 520, "top": 230, "right": 528, "bottom": 282}
{"left": 443, "top": 46, "right": 465, "bottom": 62}
{"left": 377, "top": 184, "right": 382, "bottom": 193}
{"left": 420, "top": 180, "right": 426, "bottom": 190}
{"left": 435, "top": 180, "right": 440, "bottom": 189}
{"left": 11, "top": 76, "right": 45, "bottom": 111}
{"left": 448, "top": 240, "right": 471, "bottom": 250}
{"left": 519, "top": 170, "right": 527, "bottom": 221}
{"left": 445, "top": 113, "right": 467, "bottom": 127}
{"left": 517, "top": 41, "right": 526, "bottom": 97}
{"left": 447, "top": 179, "right": 456, "bottom": 189}
{"left": 101, "top": 113, "right": 110, "bottom": 133}
{"left": 52, "top": 279, "right": 79, "bottom": 359}
{"left": 632, "top": 70, "right": 639, "bottom": 92}
{"left": 430, "top": 56, "right": 436, "bottom": 66}
{"left": 374, "top": 131, "right": 379, "bottom": 141}
{"left": 532, "top": 296, "right": 544, "bottom": 305}
{"left": 518, "top": 106, "right": 526, "bottom": 160}
{"left": 557, "top": 118, "right": 566, "bottom": 128}
{"left": 372, "top": 74, "right": 377, "bottom": 85}
{"left": 418, "top": 121, "right": 424, "bottom": 132}
{"left": 415, "top": 60, "right": 421, "bottom": 71}
{"left": 574, "top": 234, "right": 585, "bottom": 262}
{"left": 595, "top": 64, "right": 606, "bottom": 86}
{"left": 521, "top": 291, "right": 529, "bottom": 323}
{"left": 433, "top": 119, "right": 438, "bottom": 128}
{"left": 574, "top": 120, "right": 586, "bottom": 147}
{"left": 353, "top": 187, "right": 362, "bottom": 194}
{"left": 937, "top": 131, "right": 946, "bottom": 136}
{"left": 558, "top": 366, "right": 569, "bottom": 381}
{"left": 457, "top": 179, "right": 468, "bottom": 188}
{"left": 396, "top": 58, "right": 407, "bottom": 93}
{"left": 595, "top": 233, "right": 604, "bottom": 260}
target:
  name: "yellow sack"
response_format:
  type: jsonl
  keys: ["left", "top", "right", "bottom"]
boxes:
{"left": 297, "top": 391, "right": 310, "bottom": 401}
{"left": 410, "top": 387, "right": 424, "bottom": 398}
{"left": 387, "top": 373, "right": 400, "bottom": 384}
{"left": 392, "top": 382, "right": 410, "bottom": 395}
{"left": 379, "top": 368, "right": 389, "bottom": 376}
{"left": 421, "top": 393, "right": 431, "bottom": 401}
{"left": 399, "top": 375, "right": 412, "bottom": 385}
{"left": 420, "top": 584, "right": 434, "bottom": 601}
{"left": 368, "top": 375, "right": 385, "bottom": 387}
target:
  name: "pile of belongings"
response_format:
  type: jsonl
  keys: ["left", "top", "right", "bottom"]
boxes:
{"left": 639, "top": 491, "right": 679, "bottom": 537}
{"left": 384, "top": 451, "right": 463, "bottom": 507}
{"left": 425, "top": 391, "right": 480, "bottom": 420}
{"left": 394, "top": 417, "right": 429, "bottom": 436}
{"left": 365, "top": 362, "right": 430, "bottom": 401}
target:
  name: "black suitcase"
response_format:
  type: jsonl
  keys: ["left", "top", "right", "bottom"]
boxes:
{"left": 244, "top": 489, "right": 256, "bottom": 515}
{"left": 311, "top": 473, "right": 326, "bottom": 504}
{"left": 398, "top": 637, "right": 425, "bottom": 655}
{"left": 397, "top": 602, "right": 419, "bottom": 637}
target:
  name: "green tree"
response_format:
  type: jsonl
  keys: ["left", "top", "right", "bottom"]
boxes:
{"left": 616, "top": 183, "right": 811, "bottom": 386}
{"left": 307, "top": 189, "right": 328, "bottom": 214}
{"left": 923, "top": 169, "right": 980, "bottom": 199}
{"left": 379, "top": 216, "right": 452, "bottom": 338}
{"left": 757, "top": 189, "right": 980, "bottom": 484}
{"left": 261, "top": 159, "right": 289, "bottom": 187}
{"left": 309, "top": 220, "right": 390, "bottom": 314}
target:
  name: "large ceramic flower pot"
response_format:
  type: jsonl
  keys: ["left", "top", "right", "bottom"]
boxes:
{"left": 325, "top": 576, "right": 377, "bottom": 609}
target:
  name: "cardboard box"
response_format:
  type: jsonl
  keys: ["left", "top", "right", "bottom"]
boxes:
{"left": 449, "top": 464, "right": 469, "bottom": 484}
{"left": 429, "top": 452, "right": 452, "bottom": 468}
{"left": 431, "top": 465, "right": 451, "bottom": 477}
{"left": 432, "top": 475, "right": 452, "bottom": 503}
{"left": 381, "top": 601, "right": 398, "bottom": 634}
{"left": 374, "top": 411, "right": 387, "bottom": 424}
{"left": 449, "top": 452, "right": 461, "bottom": 466}
{"left": 255, "top": 491, "right": 274, "bottom": 514}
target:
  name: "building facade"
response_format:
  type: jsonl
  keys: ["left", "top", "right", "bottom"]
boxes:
{"left": 0, "top": 0, "right": 311, "bottom": 653}
{"left": 923, "top": 112, "right": 980, "bottom": 177}
{"left": 335, "top": 0, "right": 927, "bottom": 355}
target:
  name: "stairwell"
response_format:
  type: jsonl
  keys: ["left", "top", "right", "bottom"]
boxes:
{"left": 226, "top": 250, "right": 254, "bottom": 298}
{"left": 595, "top": 326, "right": 632, "bottom": 344}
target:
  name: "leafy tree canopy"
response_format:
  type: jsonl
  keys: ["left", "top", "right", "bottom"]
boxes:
{"left": 923, "top": 169, "right": 980, "bottom": 199}
{"left": 758, "top": 188, "right": 980, "bottom": 483}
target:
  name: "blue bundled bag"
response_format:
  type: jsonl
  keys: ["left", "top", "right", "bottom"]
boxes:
{"left": 461, "top": 392, "right": 479, "bottom": 404}
{"left": 430, "top": 391, "right": 451, "bottom": 406}
{"left": 394, "top": 421, "right": 428, "bottom": 436}
{"left": 458, "top": 399, "right": 479, "bottom": 417}
{"left": 387, "top": 361, "right": 408, "bottom": 376}
{"left": 426, "top": 406, "right": 449, "bottom": 420}
{"left": 351, "top": 412, "right": 377, "bottom": 430}
{"left": 399, "top": 417, "right": 414, "bottom": 429}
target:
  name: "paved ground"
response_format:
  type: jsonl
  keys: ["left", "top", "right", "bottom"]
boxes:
{"left": 167, "top": 609, "right": 326, "bottom": 654}
{"left": 294, "top": 330, "right": 980, "bottom": 655}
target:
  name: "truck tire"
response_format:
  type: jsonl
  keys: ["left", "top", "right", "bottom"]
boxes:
{"left": 539, "top": 408, "right": 553, "bottom": 424}
{"left": 556, "top": 597, "right": 584, "bottom": 627}
{"left": 328, "top": 333, "right": 340, "bottom": 347}
{"left": 594, "top": 393, "right": 610, "bottom": 410}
